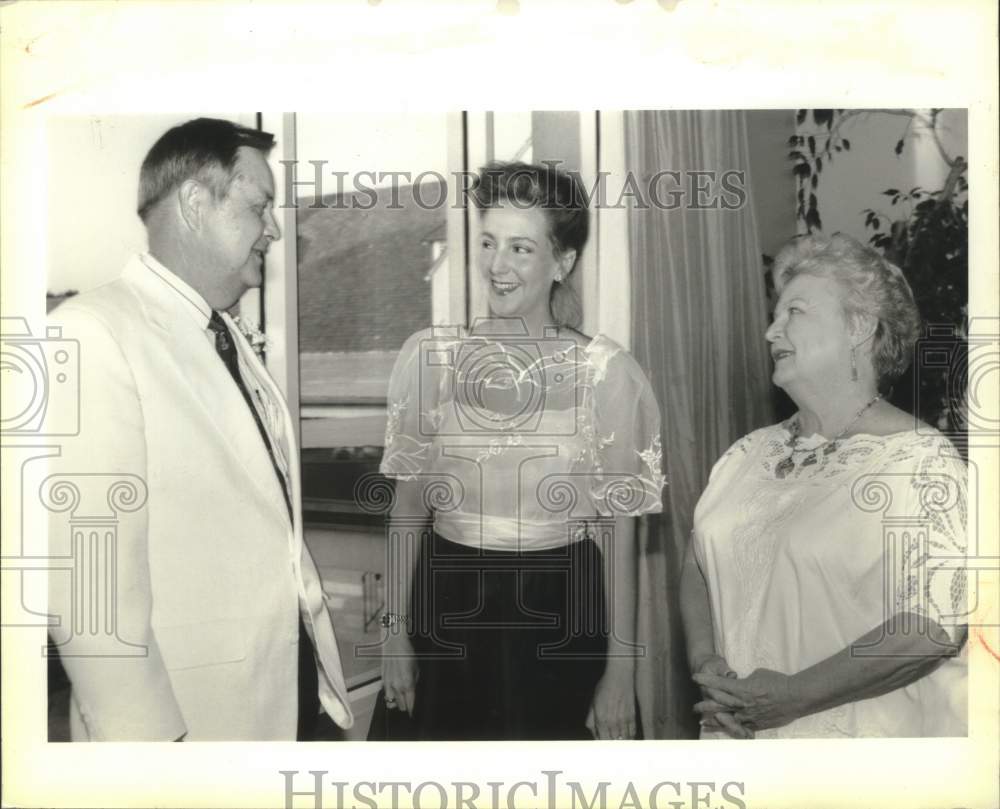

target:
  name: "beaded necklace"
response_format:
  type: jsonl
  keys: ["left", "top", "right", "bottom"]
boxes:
{"left": 774, "top": 394, "right": 881, "bottom": 479}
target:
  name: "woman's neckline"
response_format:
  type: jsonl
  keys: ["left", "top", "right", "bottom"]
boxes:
{"left": 779, "top": 419, "right": 923, "bottom": 444}
{"left": 462, "top": 325, "right": 603, "bottom": 353}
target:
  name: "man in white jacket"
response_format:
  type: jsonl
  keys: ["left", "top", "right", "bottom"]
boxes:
{"left": 47, "top": 117, "right": 352, "bottom": 740}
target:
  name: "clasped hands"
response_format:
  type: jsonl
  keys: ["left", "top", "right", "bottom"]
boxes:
{"left": 692, "top": 656, "right": 804, "bottom": 739}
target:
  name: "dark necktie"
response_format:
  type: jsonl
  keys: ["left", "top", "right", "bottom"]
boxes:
{"left": 207, "top": 311, "right": 319, "bottom": 738}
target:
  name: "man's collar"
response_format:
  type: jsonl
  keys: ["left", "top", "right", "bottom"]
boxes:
{"left": 138, "top": 253, "right": 213, "bottom": 329}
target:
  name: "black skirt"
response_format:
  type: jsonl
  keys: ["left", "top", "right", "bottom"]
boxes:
{"left": 389, "top": 531, "right": 609, "bottom": 741}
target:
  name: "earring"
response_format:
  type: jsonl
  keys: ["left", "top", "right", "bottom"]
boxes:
{"left": 554, "top": 273, "right": 563, "bottom": 283}
{"left": 850, "top": 346, "right": 858, "bottom": 382}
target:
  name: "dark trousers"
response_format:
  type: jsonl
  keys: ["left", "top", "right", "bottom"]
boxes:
{"left": 297, "top": 617, "right": 320, "bottom": 741}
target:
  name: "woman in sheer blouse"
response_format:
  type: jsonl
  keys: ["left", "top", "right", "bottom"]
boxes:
{"left": 375, "top": 161, "right": 665, "bottom": 740}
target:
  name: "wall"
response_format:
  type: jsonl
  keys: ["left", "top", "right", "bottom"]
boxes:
{"left": 798, "top": 109, "right": 967, "bottom": 242}
{"left": 741, "top": 109, "right": 968, "bottom": 260}
{"left": 46, "top": 113, "right": 255, "bottom": 294}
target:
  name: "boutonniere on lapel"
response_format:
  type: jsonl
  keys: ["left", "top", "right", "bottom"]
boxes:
{"left": 231, "top": 315, "right": 269, "bottom": 360}
{"left": 254, "top": 386, "right": 287, "bottom": 465}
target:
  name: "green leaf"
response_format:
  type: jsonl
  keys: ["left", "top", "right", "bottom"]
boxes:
{"left": 808, "top": 135, "right": 816, "bottom": 155}
{"left": 884, "top": 189, "right": 900, "bottom": 196}
{"left": 842, "top": 138, "right": 850, "bottom": 151}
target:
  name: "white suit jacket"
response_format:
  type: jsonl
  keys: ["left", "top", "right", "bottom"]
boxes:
{"left": 47, "top": 255, "right": 353, "bottom": 740}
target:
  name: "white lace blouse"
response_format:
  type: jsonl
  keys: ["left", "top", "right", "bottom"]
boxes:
{"left": 693, "top": 423, "right": 968, "bottom": 737}
{"left": 380, "top": 326, "right": 665, "bottom": 551}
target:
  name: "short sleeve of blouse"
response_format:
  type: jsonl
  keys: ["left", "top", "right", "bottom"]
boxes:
{"left": 892, "top": 437, "right": 967, "bottom": 641}
{"left": 859, "top": 434, "right": 968, "bottom": 642}
{"left": 588, "top": 344, "right": 665, "bottom": 516}
{"left": 379, "top": 327, "right": 444, "bottom": 480}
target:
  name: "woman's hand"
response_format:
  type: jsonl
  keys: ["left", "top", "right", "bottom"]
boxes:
{"left": 586, "top": 663, "right": 637, "bottom": 740}
{"left": 693, "top": 667, "right": 805, "bottom": 732}
{"left": 692, "top": 654, "right": 752, "bottom": 739}
{"left": 381, "top": 632, "right": 418, "bottom": 716}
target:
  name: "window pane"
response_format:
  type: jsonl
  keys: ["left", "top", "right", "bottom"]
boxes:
{"left": 295, "top": 112, "right": 451, "bottom": 404}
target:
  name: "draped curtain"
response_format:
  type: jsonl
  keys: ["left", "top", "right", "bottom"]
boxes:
{"left": 626, "top": 110, "right": 775, "bottom": 738}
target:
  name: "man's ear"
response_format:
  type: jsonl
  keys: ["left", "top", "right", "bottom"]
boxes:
{"left": 177, "top": 178, "right": 206, "bottom": 232}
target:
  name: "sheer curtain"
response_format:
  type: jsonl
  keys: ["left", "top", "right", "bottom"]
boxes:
{"left": 625, "top": 110, "right": 775, "bottom": 738}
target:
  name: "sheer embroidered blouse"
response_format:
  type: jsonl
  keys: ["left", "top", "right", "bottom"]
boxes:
{"left": 380, "top": 326, "right": 665, "bottom": 551}
{"left": 693, "top": 423, "right": 968, "bottom": 737}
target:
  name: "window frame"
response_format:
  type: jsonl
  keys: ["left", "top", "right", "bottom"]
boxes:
{"left": 254, "top": 110, "right": 632, "bottom": 451}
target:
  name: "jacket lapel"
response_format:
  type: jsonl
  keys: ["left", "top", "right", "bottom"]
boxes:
{"left": 123, "top": 259, "right": 290, "bottom": 525}
{"left": 224, "top": 315, "right": 293, "bottom": 506}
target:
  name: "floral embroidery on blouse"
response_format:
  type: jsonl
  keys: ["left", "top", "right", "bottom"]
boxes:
{"left": 638, "top": 433, "right": 666, "bottom": 493}
{"left": 379, "top": 328, "right": 665, "bottom": 522}
{"left": 383, "top": 396, "right": 408, "bottom": 447}
{"left": 474, "top": 434, "right": 525, "bottom": 464}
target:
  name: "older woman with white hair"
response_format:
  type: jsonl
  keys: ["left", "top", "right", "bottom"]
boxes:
{"left": 681, "top": 232, "right": 967, "bottom": 738}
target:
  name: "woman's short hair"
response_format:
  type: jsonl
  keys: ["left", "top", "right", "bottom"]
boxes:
{"left": 772, "top": 232, "right": 921, "bottom": 387}
{"left": 137, "top": 118, "right": 275, "bottom": 223}
{"left": 470, "top": 161, "right": 591, "bottom": 327}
